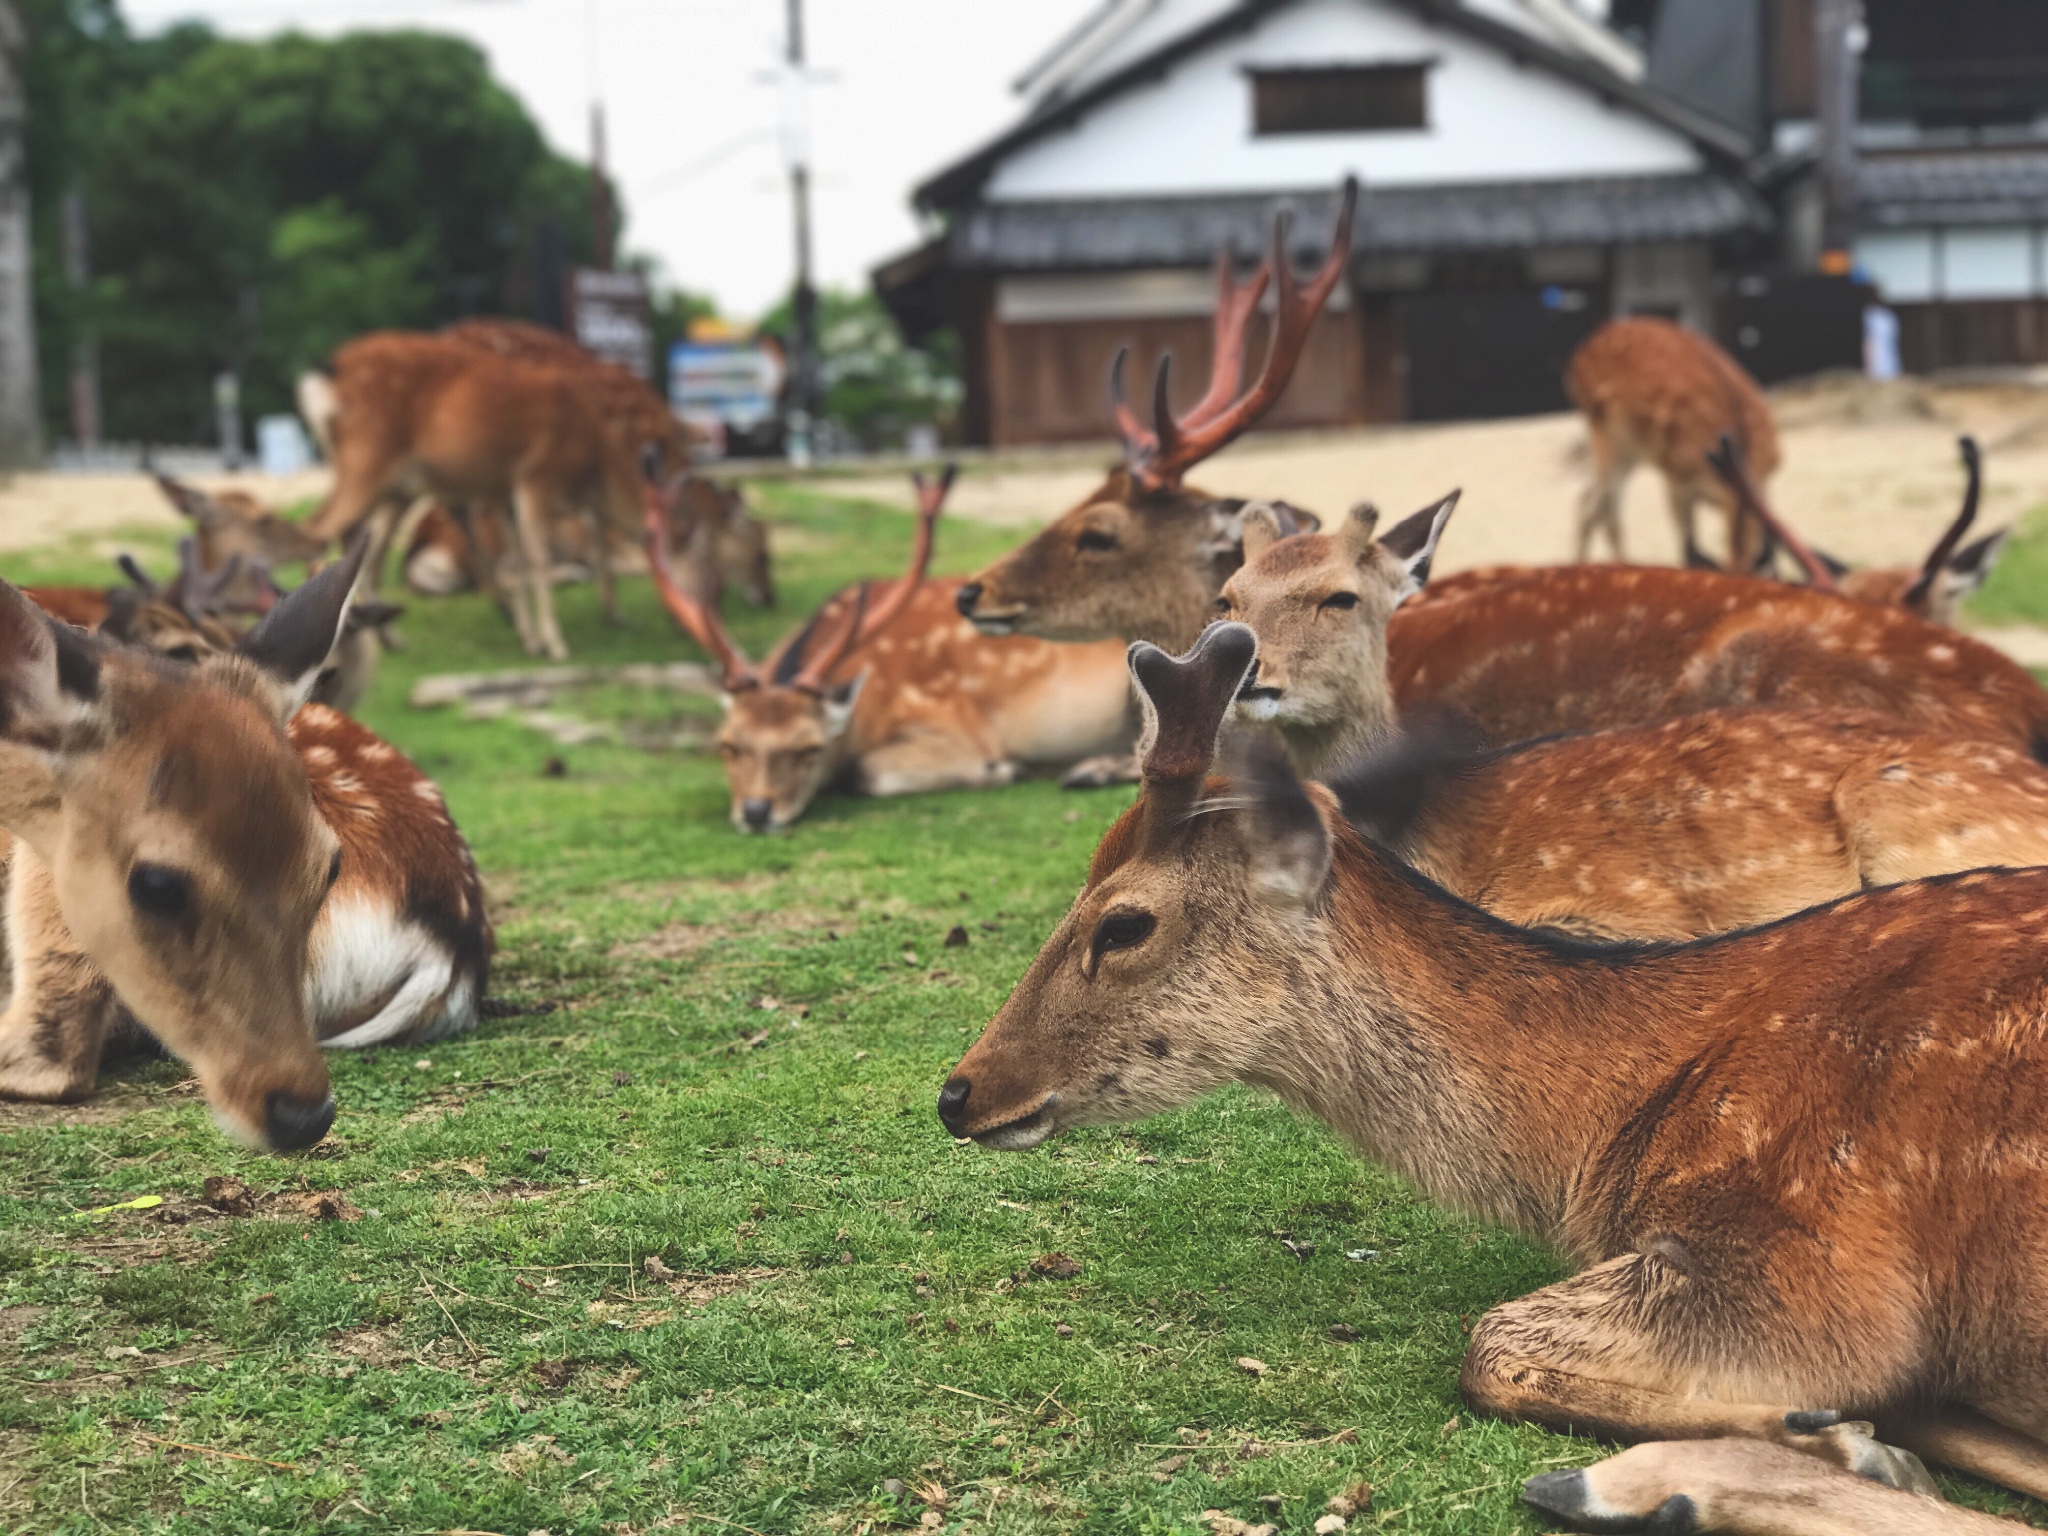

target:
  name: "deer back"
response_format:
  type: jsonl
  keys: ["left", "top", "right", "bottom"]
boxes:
{"left": 1568, "top": 317, "right": 1780, "bottom": 488}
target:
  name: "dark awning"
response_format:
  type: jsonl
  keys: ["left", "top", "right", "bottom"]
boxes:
{"left": 936, "top": 173, "right": 1770, "bottom": 273}
{"left": 1858, "top": 149, "right": 2048, "bottom": 229}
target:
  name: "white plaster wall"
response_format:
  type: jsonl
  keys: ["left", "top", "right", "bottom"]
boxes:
{"left": 986, "top": 0, "right": 1701, "bottom": 201}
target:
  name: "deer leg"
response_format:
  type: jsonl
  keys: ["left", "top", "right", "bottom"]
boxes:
{"left": 512, "top": 483, "right": 569, "bottom": 660}
{"left": 0, "top": 844, "right": 118, "bottom": 1102}
{"left": 1666, "top": 480, "right": 1714, "bottom": 570}
{"left": 1527, "top": 1438, "right": 2013, "bottom": 1536}
{"left": 858, "top": 729, "right": 1018, "bottom": 798}
{"left": 587, "top": 510, "right": 627, "bottom": 627}
{"left": 1461, "top": 1255, "right": 1938, "bottom": 1494}
{"left": 1578, "top": 470, "right": 1625, "bottom": 563}
{"left": 1060, "top": 752, "right": 1143, "bottom": 789}
{"left": 1877, "top": 1404, "right": 2048, "bottom": 1502}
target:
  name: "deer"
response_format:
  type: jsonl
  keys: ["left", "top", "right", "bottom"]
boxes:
{"left": 1224, "top": 498, "right": 2048, "bottom": 938}
{"left": 0, "top": 557, "right": 363, "bottom": 1150}
{"left": 302, "top": 330, "right": 649, "bottom": 659}
{"left": 151, "top": 471, "right": 329, "bottom": 577}
{"left": 645, "top": 467, "right": 1133, "bottom": 833}
{"left": 952, "top": 180, "right": 1355, "bottom": 653}
{"left": 940, "top": 620, "right": 2048, "bottom": 1526}
{"left": 15, "top": 558, "right": 491, "bottom": 1068}
{"left": 1567, "top": 315, "right": 1780, "bottom": 568}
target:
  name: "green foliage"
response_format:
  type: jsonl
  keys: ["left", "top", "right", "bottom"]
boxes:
{"left": 2, "top": 491, "right": 2044, "bottom": 1531}
{"left": 26, "top": 10, "right": 605, "bottom": 442}
{"left": 763, "top": 287, "right": 964, "bottom": 451}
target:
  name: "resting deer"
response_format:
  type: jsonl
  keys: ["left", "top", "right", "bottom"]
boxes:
{"left": 0, "top": 559, "right": 361, "bottom": 1149}
{"left": 303, "top": 331, "right": 648, "bottom": 659}
{"left": 647, "top": 468, "right": 1131, "bottom": 833}
{"left": 152, "top": 471, "right": 328, "bottom": 578}
{"left": 942, "top": 621, "right": 2048, "bottom": 1525}
{"left": 1568, "top": 315, "right": 1780, "bottom": 567}
{"left": 953, "top": 181, "right": 1354, "bottom": 652}
{"left": 1224, "top": 499, "right": 2048, "bottom": 939}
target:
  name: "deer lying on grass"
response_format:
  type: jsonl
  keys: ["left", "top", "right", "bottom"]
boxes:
{"left": 1383, "top": 562, "right": 2048, "bottom": 757}
{"left": 1567, "top": 315, "right": 1779, "bottom": 567}
{"left": 647, "top": 468, "right": 1131, "bottom": 833}
{"left": 14, "top": 556, "right": 491, "bottom": 1069}
{"left": 942, "top": 621, "right": 2048, "bottom": 1525}
{"left": 303, "top": 331, "right": 647, "bottom": 659}
{"left": 0, "top": 560, "right": 360, "bottom": 1149}
{"left": 954, "top": 181, "right": 1355, "bottom": 651}
{"left": 1227, "top": 500, "right": 2048, "bottom": 940}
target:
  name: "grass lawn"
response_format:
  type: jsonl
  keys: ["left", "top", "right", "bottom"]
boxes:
{"left": 4, "top": 487, "right": 2047, "bottom": 1535}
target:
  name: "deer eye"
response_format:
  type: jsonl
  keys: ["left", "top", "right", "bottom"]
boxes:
{"left": 1090, "top": 910, "right": 1156, "bottom": 963}
{"left": 1214, "top": 595, "right": 1234, "bottom": 614}
{"left": 1076, "top": 529, "right": 1118, "bottom": 553}
{"left": 327, "top": 849, "right": 343, "bottom": 887}
{"left": 1318, "top": 591, "right": 1360, "bottom": 612}
{"left": 161, "top": 644, "right": 201, "bottom": 664}
{"left": 128, "top": 864, "right": 194, "bottom": 923}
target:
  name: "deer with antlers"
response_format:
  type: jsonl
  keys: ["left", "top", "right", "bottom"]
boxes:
{"left": 1567, "top": 315, "right": 1780, "bottom": 567}
{"left": 1223, "top": 497, "right": 2048, "bottom": 940}
{"left": 953, "top": 181, "right": 1355, "bottom": 652}
{"left": 942, "top": 621, "right": 2048, "bottom": 1529}
{"left": 646, "top": 468, "right": 1132, "bottom": 833}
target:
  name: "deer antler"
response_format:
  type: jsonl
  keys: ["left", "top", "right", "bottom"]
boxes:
{"left": 642, "top": 475, "right": 761, "bottom": 691}
{"left": 786, "top": 464, "right": 956, "bottom": 696}
{"left": 1705, "top": 435, "right": 1842, "bottom": 595}
{"left": 1902, "top": 436, "right": 1981, "bottom": 612}
{"left": 1111, "top": 250, "right": 1274, "bottom": 458}
{"left": 1123, "top": 179, "right": 1357, "bottom": 491}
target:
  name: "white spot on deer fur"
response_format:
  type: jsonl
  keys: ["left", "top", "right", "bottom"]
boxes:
{"left": 1929, "top": 644, "right": 1956, "bottom": 663}
{"left": 302, "top": 745, "right": 338, "bottom": 768}
{"left": 360, "top": 740, "right": 397, "bottom": 763}
{"left": 328, "top": 771, "right": 363, "bottom": 795}
{"left": 411, "top": 780, "right": 443, "bottom": 805}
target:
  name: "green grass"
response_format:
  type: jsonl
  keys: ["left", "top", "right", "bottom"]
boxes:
{"left": 3, "top": 489, "right": 2047, "bottom": 1534}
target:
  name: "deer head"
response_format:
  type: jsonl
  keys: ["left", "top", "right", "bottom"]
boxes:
{"left": 99, "top": 541, "right": 249, "bottom": 663}
{"left": 153, "top": 472, "right": 329, "bottom": 578}
{"left": 940, "top": 621, "right": 1341, "bottom": 1147}
{"left": 0, "top": 549, "right": 366, "bottom": 1151}
{"left": 955, "top": 181, "right": 1356, "bottom": 651}
{"left": 1219, "top": 493, "right": 1458, "bottom": 776}
{"left": 646, "top": 466, "right": 952, "bottom": 833}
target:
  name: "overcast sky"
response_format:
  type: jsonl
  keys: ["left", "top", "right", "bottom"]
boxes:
{"left": 118, "top": 0, "right": 1101, "bottom": 319}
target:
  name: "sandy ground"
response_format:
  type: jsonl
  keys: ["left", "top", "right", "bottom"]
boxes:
{"left": 7, "top": 375, "right": 2046, "bottom": 582}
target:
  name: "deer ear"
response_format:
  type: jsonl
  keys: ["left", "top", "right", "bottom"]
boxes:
{"left": 233, "top": 539, "right": 366, "bottom": 716}
{"left": 1378, "top": 491, "right": 1459, "bottom": 600}
{"left": 1241, "top": 735, "right": 1331, "bottom": 909}
{"left": 822, "top": 672, "right": 866, "bottom": 737}
{"left": 1335, "top": 502, "right": 1381, "bottom": 560}
{"left": 152, "top": 472, "right": 223, "bottom": 525}
{"left": 1197, "top": 499, "right": 1250, "bottom": 561}
{"left": 1240, "top": 503, "right": 1288, "bottom": 563}
{"left": 0, "top": 581, "right": 102, "bottom": 749}
{"left": 1948, "top": 527, "right": 2009, "bottom": 590}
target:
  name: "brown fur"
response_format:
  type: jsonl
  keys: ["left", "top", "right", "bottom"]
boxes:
{"left": 152, "top": 473, "right": 328, "bottom": 574}
{"left": 1568, "top": 317, "right": 1780, "bottom": 565}
{"left": 307, "top": 331, "right": 647, "bottom": 659}
{"left": 1385, "top": 564, "right": 2048, "bottom": 756}
{"left": 943, "top": 622, "right": 2048, "bottom": 1512}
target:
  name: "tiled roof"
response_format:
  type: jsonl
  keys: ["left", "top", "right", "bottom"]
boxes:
{"left": 1859, "top": 149, "right": 2048, "bottom": 227}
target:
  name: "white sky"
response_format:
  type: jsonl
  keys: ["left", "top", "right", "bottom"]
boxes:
{"left": 117, "top": 0, "right": 1100, "bottom": 319}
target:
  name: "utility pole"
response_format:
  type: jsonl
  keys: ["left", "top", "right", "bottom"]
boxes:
{"left": 1815, "top": 0, "right": 1865, "bottom": 274}
{"left": 0, "top": 0, "right": 42, "bottom": 466}
{"left": 782, "top": 0, "right": 819, "bottom": 465}
{"left": 63, "top": 190, "right": 99, "bottom": 451}
{"left": 589, "top": 102, "right": 614, "bottom": 270}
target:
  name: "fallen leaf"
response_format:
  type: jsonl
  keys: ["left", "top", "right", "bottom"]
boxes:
{"left": 1030, "top": 1252, "right": 1081, "bottom": 1279}
{"left": 1055, "top": 1323, "right": 1074, "bottom": 1338}
{"left": 532, "top": 1359, "right": 575, "bottom": 1391}
{"left": 643, "top": 1255, "right": 677, "bottom": 1283}
{"left": 611, "top": 1070, "right": 633, "bottom": 1085}
{"left": 1329, "top": 1323, "right": 1361, "bottom": 1343}
{"left": 1314, "top": 1516, "right": 1347, "bottom": 1534}
{"left": 944, "top": 925, "right": 969, "bottom": 948}
{"left": 834, "top": 1338, "right": 854, "bottom": 1348}
{"left": 1200, "top": 1512, "right": 1277, "bottom": 1536}
{"left": 1235, "top": 1356, "right": 1268, "bottom": 1378}
{"left": 1154, "top": 1455, "right": 1188, "bottom": 1476}
{"left": 915, "top": 1479, "right": 948, "bottom": 1510}
{"left": 104, "top": 1345, "right": 145, "bottom": 1360}
{"left": 1237, "top": 1438, "right": 1269, "bottom": 1459}
{"left": 1440, "top": 1415, "right": 1461, "bottom": 1435}
{"left": 1327, "top": 1481, "right": 1373, "bottom": 1517}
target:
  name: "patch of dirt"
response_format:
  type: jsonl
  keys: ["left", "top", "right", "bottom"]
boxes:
{"left": 200, "top": 1176, "right": 362, "bottom": 1223}
{"left": 0, "top": 1303, "right": 48, "bottom": 1345}
{"left": 584, "top": 1268, "right": 783, "bottom": 1332}
{"left": 324, "top": 1325, "right": 410, "bottom": 1369}
{"left": 611, "top": 904, "right": 835, "bottom": 962}
{"left": 0, "top": 1093, "right": 158, "bottom": 1131}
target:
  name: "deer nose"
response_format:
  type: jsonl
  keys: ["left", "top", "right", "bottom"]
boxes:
{"left": 954, "top": 583, "right": 983, "bottom": 618}
{"left": 264, "top": 1090, "right": 335, "bottom": 1152}
{"left": 937, "top": 1076, "right": 972, "bottom": 1135}
{"left": 741, "top": 798, "right": 774, "bottom": 831}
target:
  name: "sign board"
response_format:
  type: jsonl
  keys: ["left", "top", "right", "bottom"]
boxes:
{"left": 567, "top": 268, "right": 653, "bottom": 377}
{"left": 669, "top": 339, "right": 785, "bottom": 458}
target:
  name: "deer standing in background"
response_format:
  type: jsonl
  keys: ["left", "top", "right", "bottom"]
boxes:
{"left": 647, "top": 468, "right": 1132, "bottom": 833}
{"left": 1567, "top": 315, "right": 1779, "bottom": 567}
{"left": 954, "top": 180, "right": 1355, "bottom": 652}
{"left": 0, "top": 560, "right": 363, "bottom": 1150}
{"left": 942, "top": 621, "right": 2048, "bottom": 1526}
{"left": 303, "top": 331, "right": 647, "bottom": 659}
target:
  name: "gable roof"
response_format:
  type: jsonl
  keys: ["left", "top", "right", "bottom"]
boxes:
{"left": 914, "top": 0, "right": 1754, "bottom": 213}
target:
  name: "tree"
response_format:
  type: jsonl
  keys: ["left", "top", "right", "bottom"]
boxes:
{"left": 761, "top": 286, "right": 961, "bottom": 453}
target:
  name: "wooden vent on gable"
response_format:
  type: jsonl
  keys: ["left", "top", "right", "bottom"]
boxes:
{"left": 1249, "top": 62, "right": 1431, "bottom": 135}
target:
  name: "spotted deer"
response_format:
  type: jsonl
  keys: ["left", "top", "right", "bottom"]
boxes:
{"left": 303, "top": 331, "right": 649, "bottom": 659}
{"left": 0, "top": 558, "right": 364, "bottom": 1150}
{"left": 942, "top": 621, "right": 2048, "bottom": 1523}
{"left": 646, "top": 468, "right": 1131, "bottom": 833}
{"left": 1568, "top": 315, "right": 1780, "bottom": 567}
{"left": 953, "top": 181, "right": 1354, "bottom": 652}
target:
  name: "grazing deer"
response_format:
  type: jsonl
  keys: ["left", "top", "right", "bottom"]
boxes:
{"left": 942, "top": 621, "right": 2048, "bottom": 1519}
{"left": 151, "top": 471, "right": 328, "bottom": 576}
{"left": 1226, "top": 500, "right": 2048, "bottom": 940}
{"left": 1383, "top": 563, "right": 2048, "bottom": 758}
{"left": 304, "top": 331, "right": 647, "bottom": 659}
{"left": 953, "top": 181, "right": 1355, "bottom": 652}
{"left": 647, "top": 469, "right": 1132, "bottom": 833}
{"left": 0, "top": 559, "right": 363, "bottom": 1149}
{"left": 1568, "top": 315, "right": 1780, "bottom": 567}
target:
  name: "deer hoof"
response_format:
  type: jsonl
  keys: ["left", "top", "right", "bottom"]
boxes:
{"left": 1781, "top": 1414, "right": 1941, "bottom": 1496}
{"left": 1521, "top": 1469, "right": 1646, "bottom": 1532}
